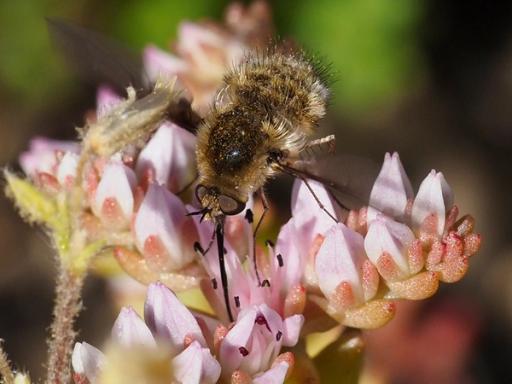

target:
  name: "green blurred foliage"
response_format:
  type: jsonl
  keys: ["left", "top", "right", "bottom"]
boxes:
{"left": 111, "top": 0, "right": 227, "bottom": 49}
{"left": 0, "top": 0, "right": 424, "bottom": 115}
{"left": 285, "top": 0, "right": 424, "bottom": 114}
{"left": 0, "top": 1, "right": 82, "bottom": 103}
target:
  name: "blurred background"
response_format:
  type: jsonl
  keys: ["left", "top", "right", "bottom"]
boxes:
{"left": 0, "top": 0, "right": 511, "bottom": 382}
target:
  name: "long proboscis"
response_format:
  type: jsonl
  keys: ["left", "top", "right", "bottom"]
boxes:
{"left": 215, "top": 220, "right": 234, "bottom": 322}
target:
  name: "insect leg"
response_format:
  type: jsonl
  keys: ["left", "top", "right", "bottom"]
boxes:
{"left": 302, "top": 134, "right": 336, "bottom": 158}
{"left": 252, "top": 189, "right": 269, "bottom": 286}
{"left": 278, "top": 162, "right": 339, "bottom": 223}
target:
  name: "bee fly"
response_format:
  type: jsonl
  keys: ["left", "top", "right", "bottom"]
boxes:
{"left": 191, "top": 50, "right": 337, "bottom": 320}
{"left": 48, "top": 20, "right": 377, "bottom": 323}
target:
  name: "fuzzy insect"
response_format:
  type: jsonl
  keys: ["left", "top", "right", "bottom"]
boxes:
{"left": 47, "top": 19, "right": 377, "bottom": 322}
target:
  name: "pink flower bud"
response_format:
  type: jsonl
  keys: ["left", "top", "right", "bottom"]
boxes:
{"left": 412, "top": 170, "right": 454, "bottom": 236}
{"left": 144, "top": 282, "right": 206, "bottom": 353}
{"left": 136, "top": 122, "right": 196, "bottom": 193}
{"left": 364, "top": 215, "right": 415, "bottom": 277}
{"left": 315, "top": 223, "right": 366, "bottom": 305}
{"left": 368, "top": 152, "right": 413, "bottom": 222}
{"left": 91, "top": 162, "right": 136, "bottom": 228}
{"left": 134, "top": 184, "right": 197, "bottom": 271}
{"left": 111, "top": 307, "right": 156, "bottom": 348}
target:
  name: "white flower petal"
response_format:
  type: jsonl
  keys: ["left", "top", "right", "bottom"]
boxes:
{"left": 252, "top": 362, "right": 289, "bottom": 384}
{"left": 72, "top": 342, "right": 105, "bottom": 382}
{"left": 96, "top": 86, "right": 122, "bottom": 118}
{"left": 315, "top": 223, "right": 365, "bottom": 301}
{"left": 274, "top": 218, "right": 304, "bottom": 291}
{"left": 136, "top": 122, "right": 196, "bottom": 192}
{"left": 172, "top": 341, "right": 203, "bottom": 384}
{"left": 145, "top": 282, "right": 206, "bottom": 352}
{"left": 134, "top": 184, "right": 194, "bottom": 269}
{"left": 56, "top": 152, "right": 78, "bottom": 186}
{"left": 219, "top": 307, "right": 257, "bottom": 373}
{"left": 111, "top": 307, "right": 156, "bottom": 348}
{"left": 144, "top": 45, "right": 187, "bottom": 82}
{"left": 282, "top": 315, "right": 304, "bottom": 347}
{"left": 93, "top": 162, "right": 136, "bottom": 220}
{"left": 291, "top": 178, "right": 338, "bottom": 243}
{"left": 368, "top": 152, "right": 413, "bottom": 221}
{"left": 365, "top": 215, "right": 414, "bottom": 274}
{"left": 412, "top": 170, "right": 454, "bottom": 235}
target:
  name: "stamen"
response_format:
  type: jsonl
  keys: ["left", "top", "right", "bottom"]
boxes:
{"left": 245, "top": 209, "right": 253, "bottom": 223}
{"left": 193, "top": 242, "right": 204, "bottom": 255}
{"left": 265, "top": 239, "right": 274, "bottom": 247}
{"left": 255, "top": 314, "right": 271, "bottom": 332}
{"left": 239, "top": 347, "right": 249, "bottom": 356}
{"left": 234, "top": 296, "right": 240, "bottom": 308}
{"left": 277, "top": 253, "right": 284, "bottom": 267}
{"left": 276, "top": 331, "right": 282, "bottom": 341}
{"left": 211, "top": 278, "right": 218, "bottom": 290}
{"left": 261, "top": 279, "right": 270, "bottom": 287}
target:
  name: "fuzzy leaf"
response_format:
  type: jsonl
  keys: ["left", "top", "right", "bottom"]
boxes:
{"left": 4, "top": 171, "right": 57, "bottom": 226}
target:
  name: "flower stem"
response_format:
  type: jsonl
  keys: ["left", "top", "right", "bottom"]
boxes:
{"left": 0, "top": 341, "right": 15, "bottom": 384}
{"left": 45, "top": 266, "right": 85, "bottom": 384}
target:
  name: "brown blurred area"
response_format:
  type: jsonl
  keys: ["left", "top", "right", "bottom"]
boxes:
{"left": 1, "top": 0, "right": 512, "bottom": 382}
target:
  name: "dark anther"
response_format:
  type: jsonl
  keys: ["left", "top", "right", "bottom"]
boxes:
{"left": 261, "top": 279, "right": 270, "bottom": 287}
{"left": 234, "top": 296, "right": 240, "bottom": 308}
{"left": 245, "top": 209, "right": 254, "bottom": 223}
{"left": 255, "top": 314, "right": 271, "bottom": 332}
{"left": 194, "top": 242, "right": 204, "bottom": 255}
{"left": 277, "top": 253, "right": 284, "bottom": 267}
{"left": 265, "top": 239, "right": 274, "bottom": 247}
{"left": 276, "top": 331, "right": 283, "bottom": 341}
{"left": 239, "top": 347, "right": 249, "bottom": 357}
{"left": 223, "top": 247, "right": 227, "bottom": 255}
{"left": 211, "top": 278, "right": 218, "bottom": 290}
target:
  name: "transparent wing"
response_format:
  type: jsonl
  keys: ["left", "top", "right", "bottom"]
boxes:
{"left": 47, "top": 18, "right": 149, "bottom": 93}
{"left": 47, "top": 18, "right": 202, "bottom": 132}
{"left": 283, "top": 153, "right": 380, "bottom": 211}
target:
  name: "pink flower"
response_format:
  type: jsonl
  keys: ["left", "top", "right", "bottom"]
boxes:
{"left": 193, "top": 208, "right": 306, "bottom": 321}
{"left": 19, "top": 137, "right": 79, "bottom": 177}
{"left": 135, "top": 122, "right": 196, "bottom": 193}
{"left": 364, "top": 215, "right": 415, "bottom": 278}
{"left": 73, "top": 282, "right": 295, "bottom": 383}
{"left": 316, "top": 223, "right": 370, "bottom": 307}
{"left": 72, "top": 282, "right": 221, "bottom": 384}
{"left": 219, "top": 304, "right": 300, "bottom": 381}
{"left": 96, "top": 86, "right": 122, "bottom": 118}
{"left": 143, "top": 19, "right": 248, "bottom": 111}
{"left": 134, "top": 184, "right": 198, "bottom": 272}
{"left": 90, "top": 161, "right": 136, "bottom": 228}
{"left": 367, "top": 152, "right": 413, "bottom": 222}
{"left": 19, "top": 137, "right": 79, "bottom": 192}
{"left": 411, "top": 170, "right": 454, "bottom": 236}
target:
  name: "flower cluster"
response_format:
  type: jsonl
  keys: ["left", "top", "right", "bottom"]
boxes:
{"left": 3, "top": 1, "right": 482, "bottom": 383}
{"left": 72, "top": 282, "right": 295, "bottom": 383}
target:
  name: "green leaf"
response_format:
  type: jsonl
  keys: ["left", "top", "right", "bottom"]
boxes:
{"left": 4, "top": 171, "right": 57, "bottom": 226}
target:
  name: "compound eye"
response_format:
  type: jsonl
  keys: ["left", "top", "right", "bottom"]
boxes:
{"left": 195, "top": 184, "right": 208, "bottom": 202}
{"left": 218, "top": 194, "right": 245, "bottom": 215}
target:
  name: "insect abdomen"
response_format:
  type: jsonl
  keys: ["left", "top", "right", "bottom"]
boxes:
{"left": 224, "top": 51, "right": 329, "bottom": 135}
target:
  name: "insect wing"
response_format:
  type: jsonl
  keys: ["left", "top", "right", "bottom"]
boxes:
{"left": 287, "top": 153, "right": 380, "bottom": 211}
{"left": 47, "top": 18, "right": 202, "bottom": 132}
{"left": 47, "top": 18, "right": 149, "bottom": 93}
